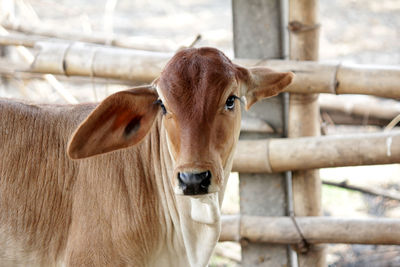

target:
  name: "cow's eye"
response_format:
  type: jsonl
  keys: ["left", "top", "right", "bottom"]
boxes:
{"left": 155, "top": 99, "right": 167, "bottom": 115}
{"left": 225, "top": 95, "right": 239, "bottom": 111}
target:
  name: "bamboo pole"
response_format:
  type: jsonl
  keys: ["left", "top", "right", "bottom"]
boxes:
{"left": 1, "top": 39, "right": 400, "bottom": 98}
{"left": 31, "top": 42, "right": 172, "bottom": 83}
{"left": 0, "top": 34, "right": 37, "bottom": 47}
{"left": 321, "top": 112, "right": 393, "bottom": 127}
{"left": 232, "top": 131, "right": 400, "bottom": 173}
{"left": 322, "top": 180, "right": 400, "bottom": 202}
{"left": 1, "top": 20, "right": 178, "bottom": 52}
{"left": 288, "top": 0, "right": 325, "bottom": 265}
{"left": 238, "top": 59, "right": 400, "bottom": 99}
{"left": 219, "top": 215, "right": 400, "bottom": 245}
{"left": 319, "top": 94, "right": 400, "bottom": 121}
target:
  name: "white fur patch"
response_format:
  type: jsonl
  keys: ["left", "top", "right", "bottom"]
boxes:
{"left": 175, "top": 193, "right": 221, "bottom": 267}
{"left": 190, "top": 193, "right": 220, "bottom": 224}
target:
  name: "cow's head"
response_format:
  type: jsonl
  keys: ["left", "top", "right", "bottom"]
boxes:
{"left": 68, "top": 47, "right": 293, "bottom": 196}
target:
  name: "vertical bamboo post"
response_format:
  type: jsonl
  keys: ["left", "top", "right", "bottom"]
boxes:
{"left": 288, "top": 0, "right": 326, "bottom": 266}
{"left": 232, "top": 0, "right": 289, "bottom": 265}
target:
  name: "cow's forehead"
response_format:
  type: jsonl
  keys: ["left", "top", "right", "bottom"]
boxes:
{"left": 158, "top": 48, "right": 238, "bottom": 117}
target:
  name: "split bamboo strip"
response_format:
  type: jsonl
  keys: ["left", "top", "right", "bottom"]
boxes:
{"left": 232, "top": 131, "right": 400, "bottom": 173}
{"left": 219, "top": 215, "right": 400, "bottom": 245}
{"left": 15, "top": 41, "right": 399, "bottom": 98}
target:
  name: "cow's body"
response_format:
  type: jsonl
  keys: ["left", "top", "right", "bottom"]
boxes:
{"left": 0, "top": 99, "right": 223, "bottom": 266}
{"left": 0, "top": 48, "right": 293, "bottom": 266}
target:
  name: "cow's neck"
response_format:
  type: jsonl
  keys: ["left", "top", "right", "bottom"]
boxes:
{"left": 147, "top": 115, "right": 224, "bottom": 267}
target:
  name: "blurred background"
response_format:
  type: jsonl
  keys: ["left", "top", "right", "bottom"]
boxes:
{"left": 0, "top": 0, "right": 399, "bottom": 266}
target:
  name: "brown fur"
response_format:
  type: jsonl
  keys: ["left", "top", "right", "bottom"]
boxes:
{"left": 0, "top": 100, "right": 164, "bottom": 266}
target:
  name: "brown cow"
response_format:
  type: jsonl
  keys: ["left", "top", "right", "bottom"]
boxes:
{"left": 0, "top": 47, "right": 293, "bottom": 266}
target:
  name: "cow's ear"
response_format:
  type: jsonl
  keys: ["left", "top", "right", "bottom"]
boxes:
{"left": 68, "top": 87, "right": 159, "bottom": 159}
{"left": 238, "top": 66, "right": 294, "bottom": 110}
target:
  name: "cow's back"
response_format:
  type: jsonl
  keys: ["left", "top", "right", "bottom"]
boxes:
{"left": 0, "top": 99, "right": 94, "bottom": 266}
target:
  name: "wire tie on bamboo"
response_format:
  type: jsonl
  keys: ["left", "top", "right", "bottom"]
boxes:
{"left": 333, "top": 62, "right": 342, "bottom": 94}
{"left": 290, "top": 93, "right": 318, "bottom": 105}
{"left": 238, "top": 215, "right": 250, "bottom": 248}
{"left": 290, "top": 215, "right": 310, "bottom": 254}
{"left": 287, "top": 21, "right": 320, "bottom": 34}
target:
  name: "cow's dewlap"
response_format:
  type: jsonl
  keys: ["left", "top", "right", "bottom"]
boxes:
{"left": 190, "top": 193, "right": 220, "bottom": 224}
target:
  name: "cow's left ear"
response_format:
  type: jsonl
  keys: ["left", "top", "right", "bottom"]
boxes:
{"left": 68, "top": 87, "right": 159, "bottom": 159}
{"left": 238, "top": 66, "right": 295, "bottom": 110}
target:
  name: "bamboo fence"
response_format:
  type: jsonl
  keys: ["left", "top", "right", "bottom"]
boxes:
{"left": 219, "top": 215, "right": 400, "bottom": 245}
{"left": 232, "top": 130, "right": 400, "bottom": 173}
{"left": 1, "top": 39, "right": 400, "bottom": 99}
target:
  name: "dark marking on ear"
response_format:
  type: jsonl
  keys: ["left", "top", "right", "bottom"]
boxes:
{"left": 124, "top": 116, "right": 141, "bottom": 137}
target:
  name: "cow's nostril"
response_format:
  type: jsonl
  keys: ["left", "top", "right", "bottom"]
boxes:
{"left": 200, "top": 171, "right": 211, "bottom": 189}
{"left": 178, "top": 170, "right": 212, "bottom": 195}
{"left": 200, "top": 180, "right": 208, "bottom": 189}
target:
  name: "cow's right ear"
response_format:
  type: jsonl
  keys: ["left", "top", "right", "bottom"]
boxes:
{"left": 68, "top": 87, "right": 159, "bottom": 159}
{"left": 237, "top": 66, "right": 294, "bottom": 110}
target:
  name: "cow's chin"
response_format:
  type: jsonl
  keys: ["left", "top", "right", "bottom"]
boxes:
{"left": 190, "top": 192, "right": 220, "bottom": 224}
{"left": 174, "top": 187, "right": 221, "bottom": 224}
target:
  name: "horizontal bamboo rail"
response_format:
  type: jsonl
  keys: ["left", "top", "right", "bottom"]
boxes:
{"left": 1, "top": 40, "right": 399, "bottom": 99}
{"left": 232, "top": 131, "right": 400, "bottom": 173}
{"left": 320, "top": 94, "right": 400, "bottom": 121}
{"left": 30, "top": 42, "right": 173, "bottom": 83}
{"left": 322, "top": 180, "right": 400, "bottom": 202}
{"left": 0, "top": 34, "right": 38, "bottom": 47}
{"left": 1, "top": 20, "right": 177, "bottom": 52}
{"left": 219, "top": 215, "right": 400, "bottom": 245}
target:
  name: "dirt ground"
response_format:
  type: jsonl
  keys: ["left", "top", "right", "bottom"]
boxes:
{"left": 1, "top": 0, "right": 400, "bottom": 266}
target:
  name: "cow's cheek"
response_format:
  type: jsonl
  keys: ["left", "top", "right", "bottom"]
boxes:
{"left": 163, "top": 116, "right": 182, "bottom": 189}
{"left": 214, "top": 111, "right": 241, "bottom": 167}
{"left": 164, "top": 116, "right": 181, "bottom": 159}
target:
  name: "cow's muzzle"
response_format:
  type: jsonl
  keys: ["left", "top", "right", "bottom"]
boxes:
{"left": 178, "top": 170, "right": 211, "bottom": 195}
